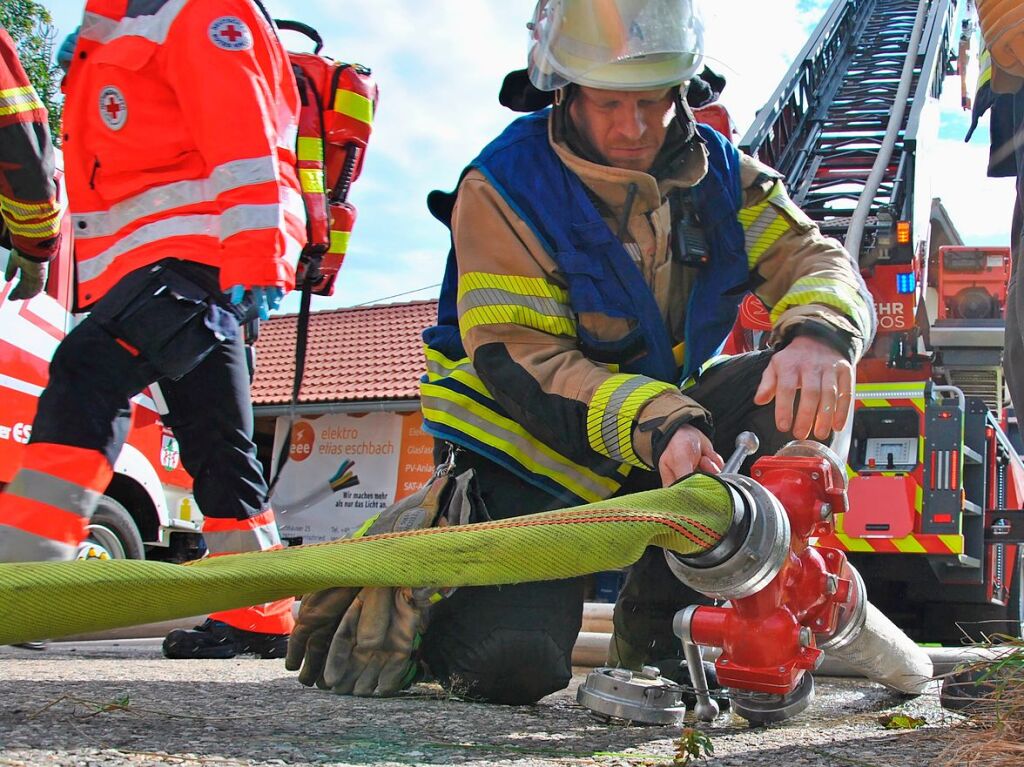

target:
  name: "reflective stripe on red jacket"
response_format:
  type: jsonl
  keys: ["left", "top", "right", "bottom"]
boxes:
{"left": 62, "top": 0, "right": 306, "bottom": 307}
{"left": 0, "top": 28, "right": 61, "bottom": 263}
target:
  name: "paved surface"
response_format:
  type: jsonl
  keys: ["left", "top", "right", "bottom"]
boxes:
{"left": 0, "top": 640, "right": 962, "bottom": 767}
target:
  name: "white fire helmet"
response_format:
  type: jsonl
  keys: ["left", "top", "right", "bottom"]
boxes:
{"left": 527, "top": 0, "right": 705, "bottom": 92}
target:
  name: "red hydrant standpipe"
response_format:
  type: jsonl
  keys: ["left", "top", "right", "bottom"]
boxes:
{"left": 667, "top": 439, "right": 861, "bottom": 724}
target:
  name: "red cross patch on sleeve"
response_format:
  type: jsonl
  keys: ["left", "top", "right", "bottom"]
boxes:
{"left": 208, "top": 16, "right": 253, "bottom": 51}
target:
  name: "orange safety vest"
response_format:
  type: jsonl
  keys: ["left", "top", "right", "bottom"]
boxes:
{"left": 62, "top": 0, "right": 307, "bottom": 308}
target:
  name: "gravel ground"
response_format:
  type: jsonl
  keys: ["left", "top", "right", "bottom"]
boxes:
{"left": 0, "top": 640, "right": 963, "bottom": 767}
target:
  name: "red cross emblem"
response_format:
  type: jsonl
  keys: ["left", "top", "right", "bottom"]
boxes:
{"left": 219, "top": 24, "right": 242, "bottom": 43}
{"left": 98, "top": 86, "right": 127, "bottom": 130}
{"left": 209, "top": 17, "right": 252, "bottom": 50}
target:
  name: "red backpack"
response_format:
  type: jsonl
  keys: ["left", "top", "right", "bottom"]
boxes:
{"left": 276, "top": 20, "right": 379, "bottom": 296}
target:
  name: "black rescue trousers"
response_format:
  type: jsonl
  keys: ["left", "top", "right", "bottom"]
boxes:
{"left": 419, "top": 349, "right": 803, "bottom": 705}
{"left": 31, "top": 260, "right": 269, "bottom": 524}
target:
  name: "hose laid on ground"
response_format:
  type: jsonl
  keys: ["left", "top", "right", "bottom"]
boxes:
{"left": 0, "top": 475, "right": 734, "bottom": 646}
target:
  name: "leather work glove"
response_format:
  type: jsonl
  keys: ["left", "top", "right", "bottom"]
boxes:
{"left": 4, "top": 249, "right": 47, "bottom": 301}
{"left": 228, "top": 284, "right": 284, "bottom": 320}
{"left": 286, "top": 464, "right": 478, "bottom": 696}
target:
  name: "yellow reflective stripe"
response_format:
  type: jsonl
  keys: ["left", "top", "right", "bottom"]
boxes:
{"left": 833, "top": 532, "right": 875, "bottom": 552}
{"left": 460, "top": 304, "right": 576, "bottom": 338}
{"left": 458, "top": 272, "right": 569, "bottom": 302}
{"left": 458, "top": 272, "right": 575, "bottom": 338}
{"left": 938, "top": 534, "right": 963, "bottom": 554}
{"left": 2, "top": 213, "right": 61, "bottom": 237}
{"left": 0, "top": 85, "right": 42, "bottom": 116}
{"left": 587, "top": 375, "right": 677, "bottom": 468}
{"left": 328, "top": 229, "right": 350, "bottom": 254}
{"left": 334, "top": 90, "right": 373, "bottom": 125}
{"left": 297, "top": 136, "right": 324, "bottom": 162}
{"left": 0, "top": 193, "right": 58, "bottom": 218}
{"left": 978, "top": 48, "right": 992, "bottom": 89}
{"left": 298, "top": 168, "right": 324, "bottom": 193}
{"left": 680, "top": 353, "right": 732, "bottom": 391}
{"left": 891, "top": 536, "right": 928, "bottom": 554}
{"left": 770, "top": 276, "right": 872, "bottom": 335}
{"left": 738, "top": 181, "right": 808, "bottom": 268}
{"left": 738, "top": 200, "right": 787, "bottom": 267}
{"left": 0, "top": 85, "right": 35, "bottom": 99}
{"left": 420, "top": 385, "right": 617, "bottom": 502}
{"left": 423, "top": 348, "right": 491, "bottom": 397}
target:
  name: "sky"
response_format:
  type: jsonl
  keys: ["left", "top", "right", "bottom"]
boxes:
{"left": 45, "top": 0, "right": 1016, "bottom": 315}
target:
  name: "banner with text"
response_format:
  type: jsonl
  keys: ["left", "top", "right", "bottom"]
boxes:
{"left": 270, "top": 410, "right": 434, "bottom": 543}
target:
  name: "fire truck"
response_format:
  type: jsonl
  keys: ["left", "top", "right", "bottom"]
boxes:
{"left": 0, "top": 175, "right": 204, "bottom": 562}
{"left": 735, "top": 0, "right": 1023, "bottom": 643}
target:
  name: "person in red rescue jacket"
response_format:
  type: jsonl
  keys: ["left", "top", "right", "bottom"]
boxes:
{"left": 0, "top": 27, "right": 62, "bottom": 297}
{"left": 0, "top": 0, "right": 307, "bottom": 660}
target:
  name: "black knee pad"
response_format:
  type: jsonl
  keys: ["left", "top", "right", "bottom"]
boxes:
{"left": 420, "top": 580, "right": 583, "bottom": 705}
{"left": 430, "top": 626, "right": 572, "bottom": 705}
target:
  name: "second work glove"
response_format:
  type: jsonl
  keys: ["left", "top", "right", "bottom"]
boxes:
{"left": 4, "top": 249, "right": 47, "bottom": 301}
{"left": 285, "top": 465, "right": 479, "bottom": 696}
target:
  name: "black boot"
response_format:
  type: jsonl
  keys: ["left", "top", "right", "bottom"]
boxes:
{"left": 162, "top": 619, "right": 288, "bottom": 660}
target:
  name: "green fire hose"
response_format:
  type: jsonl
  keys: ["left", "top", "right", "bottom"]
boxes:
{"left": 0, "top": 474, "right": 734, "bottom": 646}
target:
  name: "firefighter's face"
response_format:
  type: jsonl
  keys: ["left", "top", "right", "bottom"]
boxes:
{"left": 569, "top": 86, "right": 674, "bottom": 172}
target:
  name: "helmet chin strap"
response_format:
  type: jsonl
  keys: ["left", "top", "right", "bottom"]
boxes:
{"left": 672, "top": 84, "right": 698, "bottom": 135}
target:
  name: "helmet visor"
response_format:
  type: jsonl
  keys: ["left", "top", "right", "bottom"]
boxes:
{"left": 528, "top": 0, "right": 704, "bottom": 91}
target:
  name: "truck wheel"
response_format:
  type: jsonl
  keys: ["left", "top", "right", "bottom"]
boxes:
{"left": 78, "top": 495, "right": 145, "bottom": 561}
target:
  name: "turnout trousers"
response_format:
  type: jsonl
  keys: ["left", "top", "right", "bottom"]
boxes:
{"left": 419, "top": 349, "right": 807, "bottom": 704}
{"left": 0, "top": 260, "right": 294, "bottom": 635}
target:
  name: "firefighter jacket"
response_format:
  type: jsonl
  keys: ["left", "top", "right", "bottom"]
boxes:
{"left": 62, "top": 0, "right": 306, "bottom": 308}
{"left": 421, "top": 108, "right": 874, "bottom": 506}
{"left": 0, "top": 28, "right": 61, "bottom": 263}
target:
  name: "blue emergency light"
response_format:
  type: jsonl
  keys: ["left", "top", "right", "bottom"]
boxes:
{"left": 896, "top": 272, "right": 916, "bottom": 294}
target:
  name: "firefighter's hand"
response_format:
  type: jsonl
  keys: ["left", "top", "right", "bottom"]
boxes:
{"left": 658, "top": 425, "right": 724, "bottom": 486}
{"left": 4, "top": 249, "right": 47, "bottom": 301}
{"left": 286, "top": 587, "right": 362, "bottom": 688}
{"left": 754, "top": 336, "right": 853, "bottom": 440}
{"left": 228, "top": 284, "right": 284, "bottom": 320}
{"left": 322, "top": 586, "right": 432, "bottom": 696}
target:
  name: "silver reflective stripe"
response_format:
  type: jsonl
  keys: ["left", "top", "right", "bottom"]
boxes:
{"left": 457, "top": 287, "right": 572, "bottom": 321}
{"left": 80, "top": 0, "right": 188, "bottom": 45}
{"left": 79, "top": 203, "right": 292, "bottom": 283}
{"left": 6, "top": 469, "right": 100, "bottom": 518}
{"left": 0, "top": 525, "right": 78, "bottom": 562}
{"left": 742, "top": 204, "right": 779, "bottom": 251}
{"left": 0, "top": 88, "right": 42, "bottom": 112}
{"left": 221, "top": 203, "right": 283, "bottom": 240}
{"left": 203, "top": 523, "right": 282, "bottom": 555}
{"left": 284, "top": 232, "right": 303, "bottom": 269}
{"left": 593, "top": 377, "right": 650, "bottom": 463}
{"left": 74, "top": 157, "right": 278, "bottom": 239}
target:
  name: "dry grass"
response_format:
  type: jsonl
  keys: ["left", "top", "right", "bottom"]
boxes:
{"left": 935, "top": 636, "right": 1024, "bottom": 767}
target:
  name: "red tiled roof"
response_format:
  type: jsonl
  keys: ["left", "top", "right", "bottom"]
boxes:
{"left": 251, "top": 299, "right": 438, "bottom": 406}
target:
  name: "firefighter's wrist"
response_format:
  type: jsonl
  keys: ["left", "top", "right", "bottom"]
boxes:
{"left": 778, "top": 320, "right": 855, "bottom": 362}
{"left": 648, "top": 413, "right": 713, "bottom": 471}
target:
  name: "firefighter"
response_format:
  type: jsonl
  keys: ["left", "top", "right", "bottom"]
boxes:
{"left": 0, "top": 0, "right": 306, "bottom": 660}
{"left": 0, "top": 27, "right": 61, "bottom": 300}
{"left": 968, "top": 0, "right": 1024, "bottom": 422}
{"left": 288, "top": 0, "right": 874, "bottom": 704}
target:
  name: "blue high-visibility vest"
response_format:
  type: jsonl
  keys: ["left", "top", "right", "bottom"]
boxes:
{"left": 421, "top": 111, "right": 749, "bottom": 502}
